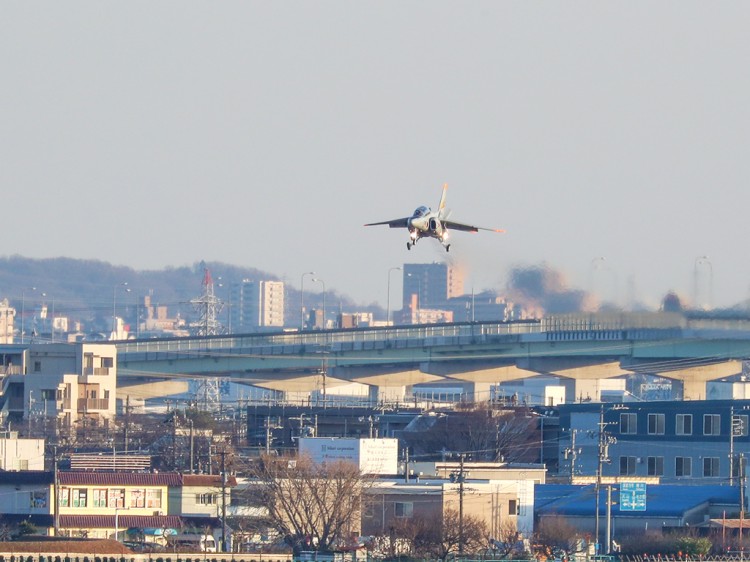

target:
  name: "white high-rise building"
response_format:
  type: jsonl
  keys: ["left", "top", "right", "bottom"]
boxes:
{"left": 0, "top": 299, "right": 15, "bottom": 344}
{"left": 230, "top": 279, "right": 285, "bottom": 333}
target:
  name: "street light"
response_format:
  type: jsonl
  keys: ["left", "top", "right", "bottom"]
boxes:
{"left": 387, "top": 267, "right": 402, "bottom": 326}
{"left": 20, "top": 287, "right": 37, "bottom": 344}
{"left": 300, "top": 271, "right": 315, "bottom": 330}
{"left": 112, "top": 282, "right": 129, "bottom": 340}
{"left": 114, "top": 505, "right": 128, "bottom": 542}
{"left": 312, "top": 278, "right": 326, "bottom": 329}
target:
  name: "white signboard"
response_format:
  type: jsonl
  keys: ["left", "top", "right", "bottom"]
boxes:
{"left": 299, "top": 437, "right": 398, "bottom": 474}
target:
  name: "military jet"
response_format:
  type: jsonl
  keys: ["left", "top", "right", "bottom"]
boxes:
{"left": 365, "top": 184, "right": 504, "bottom": 251}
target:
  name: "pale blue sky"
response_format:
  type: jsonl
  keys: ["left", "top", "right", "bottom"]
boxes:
{"left": 2, "top": 3, "right": 749, "bottom": 309}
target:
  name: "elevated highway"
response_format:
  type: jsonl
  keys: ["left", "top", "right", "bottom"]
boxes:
{"left": 115, "top": 312, "right": 750, "bottom": 403}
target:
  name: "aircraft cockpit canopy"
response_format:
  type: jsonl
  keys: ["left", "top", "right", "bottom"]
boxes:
{"left": 412, "top": 206, "right": 430, "bottom": 217}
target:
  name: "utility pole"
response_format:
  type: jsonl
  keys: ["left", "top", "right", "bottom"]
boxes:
{"left": 53, "top": 445, "right": 59, "bottom": 536}
{"left": 221, "top": 449, "right": 227, "bottom": 553}
{"left": 123, "top": 395, "right": 131, "bottom": 454}
{"left": 189, "top": 418, "right": 195, "bottom": 473}
{"left": 564, "top": 429, "right": 581, "bottom": 483}
{"left": 731, "top": 405, "right": 736, "bottom": 486}
{"left": 450, "top": 454, "right": 468, "bottom": 556}
{"left": 594, "top": 405, "right": 618, "bottom": 555}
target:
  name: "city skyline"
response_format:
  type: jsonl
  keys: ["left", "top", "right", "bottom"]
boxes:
{"left": 3, "top": 4, "right": 750, "bottom": 310}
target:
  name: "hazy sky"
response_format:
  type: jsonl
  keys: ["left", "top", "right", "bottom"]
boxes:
{"left": 3, "top": 3, "right": 750, "bottom": 310}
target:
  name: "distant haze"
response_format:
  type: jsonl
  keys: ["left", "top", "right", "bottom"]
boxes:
{"left": 2, "top": 3, "right": 749, "bottom": 310}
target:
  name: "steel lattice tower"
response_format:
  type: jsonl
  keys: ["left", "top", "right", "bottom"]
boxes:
{"left": 190, "top": 266, "right": 225, "bottom": 410}
{"left": 190, "top": 266, "right": 224, "bottom": 336}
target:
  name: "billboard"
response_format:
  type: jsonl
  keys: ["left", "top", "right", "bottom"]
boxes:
{"left": 299, "top": 437, "right": 398, "bottom": 475}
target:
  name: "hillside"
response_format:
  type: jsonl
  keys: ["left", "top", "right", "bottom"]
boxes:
{"left": 0, "top": 255, "right": 371, "bottom": 334}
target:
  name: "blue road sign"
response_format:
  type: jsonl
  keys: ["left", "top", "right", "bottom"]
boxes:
{"left": 620, "top": 482, "right": 647, "bottom": 511}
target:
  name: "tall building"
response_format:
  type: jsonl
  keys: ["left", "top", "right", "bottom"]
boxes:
{"left": 402, "top": 262, "right": 464, "bottom": 310}
{"left": 230, "top": 279, "right": 285, "bottom": 333}
{"left": 0, "top": 299, "right": 15, "bottom": 344}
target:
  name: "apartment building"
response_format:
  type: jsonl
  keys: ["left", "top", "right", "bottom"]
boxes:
{"left": 0, "top": 299, "right": 14, "bottom": 344}
{"left": 230, "top": 279, "right": 285, "bottom": 333}
{"left": 557, "top": 400, "right": 750, "bottom": 483}
{"left": 1, "top": 342, "right": 117, "bottom": 431}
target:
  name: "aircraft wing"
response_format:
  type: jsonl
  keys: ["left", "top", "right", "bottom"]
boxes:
{"left": 443, "top": 219, "right": 505, "bottom": 233}
{"left": 364, "top": 218, "right": 412, "bottom": 228}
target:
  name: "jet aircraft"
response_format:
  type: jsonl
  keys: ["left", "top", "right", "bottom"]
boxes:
{"left": 365, "top": 184, "right": 504, "bottom": 251}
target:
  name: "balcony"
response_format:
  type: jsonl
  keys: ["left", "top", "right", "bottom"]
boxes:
{"left": 77, "top": 398, "right": 109, "bottom": 412}
{"left": 83, "top": 367, "right": 111, "bottom": 377}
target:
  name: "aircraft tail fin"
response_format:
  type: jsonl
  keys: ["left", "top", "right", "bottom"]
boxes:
{"left": 438, "top": 183, "right": 450, "bottom": 219}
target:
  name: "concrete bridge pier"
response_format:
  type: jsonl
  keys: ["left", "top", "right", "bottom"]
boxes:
{"left": 420, "top": 362, "right": 540, "bottom": 402}
{"left": 652, "top": 360, "right": 743, "bottom": 400}
{"left": 519, "top": 358, "right": 631, "bottom": 403}
{"left": 331, "top": 365, "right": 444, "bottom": 406}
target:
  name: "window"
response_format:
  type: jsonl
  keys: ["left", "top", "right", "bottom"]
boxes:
{"left": 676, "top": 457, "right": 692, "bottom": 477}
{"left": 108, "top": 489, "right": 125, "bottom": 508}
{"left": 146, "top": 489, "right": 162, "bottom": 508}
{"left": 72, "top": 488, "right": 87, "bottom": 508}
{"left": 30, "top": 490, "right": 47, "bottom": 509}
{"left": 102, "top": 357, "right": 114, "bottom": 369}
{"left": 619, "top": 456, "right": 636, "bottom": 476}
{"left": 59, "top": 488, "right": 70, "bottom": 507}
{"left": 647, "top": 456, "right": 664, "bottom": 476}
{"left": 196, "top": 493, "right": 217, "bottom": 505}
{"left": 93, "top": 489, "right": 107, "bottom": 507}
{"left": 703, "top": 457, "right": 720, "bottom": 477}
{"left": 395, "top": 502, "right": 413, "bottom": 518}
{"left": 509, "top": 499, "right": 518, "bottom": 515}
{"left": 676, "top": 414, "right": 693, "bottom": 436}
{"left": 41, "top": 389, "right": 55, "bottom": 401}
{"left": 648, "top": 414, "right": 665, "bottom": 435}
{"left": 130, "top": 489, "right": 146, "bottom": 508}
{"left": 704, "top": 414, "right": 721, "bottom": 436}
{"left": 620, "top": 413, "right": 637, "bottom": 435}
{"left": 33, "top": 361, "right": 41, "bottom": 372}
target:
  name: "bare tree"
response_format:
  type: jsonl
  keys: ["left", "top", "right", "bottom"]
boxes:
{"left": 390, "top": 508, "right": 489, "bottom": 561}
{"left": 251, "top": 454, "right": 371, "bottom": 553}
{"left": 534, "top": 517, "right": 587, "bottom": 557}
{"left": 402, "top": 406, "right": 536, "bottom": 462}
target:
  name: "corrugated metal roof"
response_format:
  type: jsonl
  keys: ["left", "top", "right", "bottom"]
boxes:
{"left": 536, "top": 483, "right": 740, "bottom": 517}
{"left": 60, "top": 514, "right": 183, "bottom": 529}
{"left": 58, "top": 472, "right": 182, "bottom": 486}
{"left": 182, "top": 474, "right": 237, "bottom": 487}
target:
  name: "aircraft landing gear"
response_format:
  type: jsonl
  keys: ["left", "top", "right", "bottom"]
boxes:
{"left": 407, "top": 242, "right": 412, "bottom": 250}
{"left": 445, "top": 244, "right": 451, "bottom": 252}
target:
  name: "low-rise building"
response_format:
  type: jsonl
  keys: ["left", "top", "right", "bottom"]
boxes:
{"left": 0, "top": 431, "right": 45, "bottom": 470}
{"left": 363, "top": 476, "right": 534, "bottom": 540}
{"left": 0, "top": 471, "right": 234, "bottom": 544}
